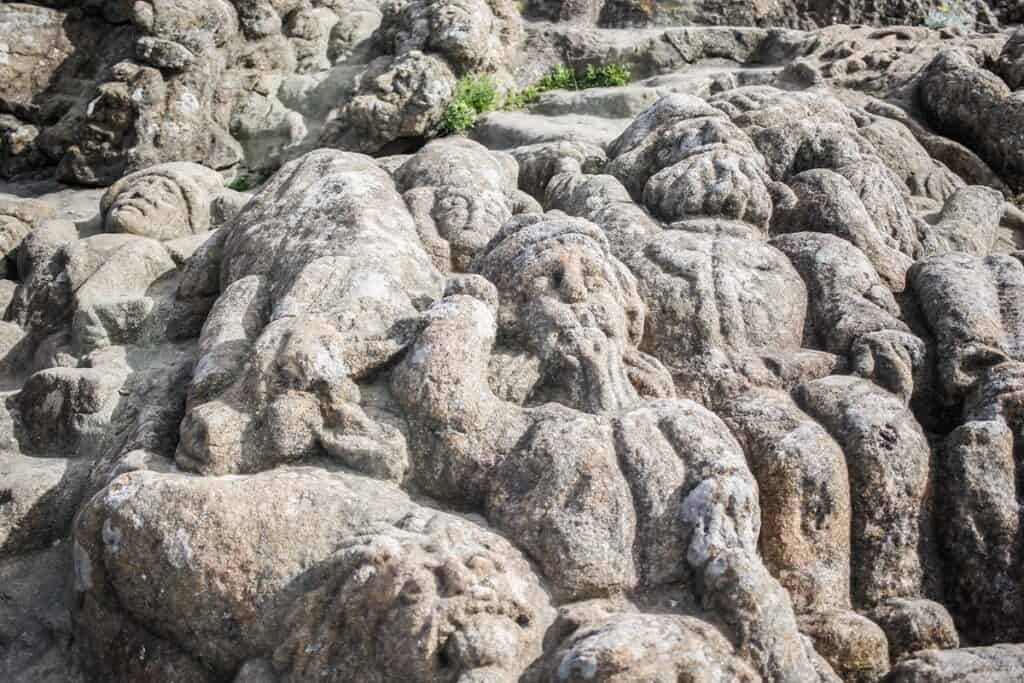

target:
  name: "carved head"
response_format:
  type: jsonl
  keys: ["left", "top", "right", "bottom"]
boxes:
{"left": 643, "top": 149, "right": 774, "bottom": 231}
{"left": 431, "top": 186, "right": 511, "bottom": 270}
{"left": 429, "top": 0, "right": 493, "bottom": 67}
{"left": 476, "top": 215, "right": 644, "bottom": 365}
{"left": 101, "top": 162, "right": 230, "bottom": 241}
{"left": 398, "top": 138, "right": 517, "bottom": 272}
{"left": 277, "top": 512, "right": 550, "bottom": 681}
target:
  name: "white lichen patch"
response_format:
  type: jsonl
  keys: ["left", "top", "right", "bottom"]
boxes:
{"left": 166, "top": 528, "right": 194, "bottom": 569}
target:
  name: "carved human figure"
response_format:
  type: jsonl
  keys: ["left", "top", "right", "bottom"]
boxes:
{"left": 393, "top": 214, "right": 832, "bottom": 682}
{"left": 539, "top": 92, "right": 957, "bottom": 664}
{"left": 395, "top": 137, "right": 540, "bottom": 272}
{"left": 175, "top": 150, "right": 444, "bottom": 479}
{"left": 59, "top": 0, "right": 242, "bottom": 184}
{"left": 101, "top": 162, "right": 244, "bottom": 241}
{"left": 72, "top": 466, "right": 554, "bottom": 682}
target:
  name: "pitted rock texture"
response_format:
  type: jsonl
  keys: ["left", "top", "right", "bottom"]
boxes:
{"left": 7, "top": 2, "right": 1024, "bottom": 683}
{"left": 525, "top": 0, "right": 1004, "bottom": 29}
{"left": 73, "top": 467, "right": 554, "bottom": 682}
{"left": 0, "top": 0, "right": 1015, "bottom": 185}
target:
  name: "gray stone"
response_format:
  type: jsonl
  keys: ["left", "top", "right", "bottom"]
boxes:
{"left": 796, "top": 377, "right": 935, "bottom": 609}
{"left": 0, "top": 543, "right": 83, "bottom": 683}
{"left": 73, "top": 466, "right": 553, "bottom": 681}
{"left": 887, "top": 644, "right": 1024, "bottom": 682}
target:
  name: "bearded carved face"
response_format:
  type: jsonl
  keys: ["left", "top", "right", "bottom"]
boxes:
{"left": 106, "top": 175, "right": 191, "bottom": 239}
{"left": 515, "top": 241, "right": 633, "bottom": 363}
{"left": 477, "top": 217, "right": 653, "bottom": 413}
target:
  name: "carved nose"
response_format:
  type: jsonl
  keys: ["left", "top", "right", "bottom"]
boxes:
{"left": 560, "top": 257, "right": 588, "bottom": 303}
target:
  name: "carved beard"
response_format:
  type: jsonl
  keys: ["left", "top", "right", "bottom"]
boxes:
{"left": 548, "top": 324, "right": 640, "bottom": 415}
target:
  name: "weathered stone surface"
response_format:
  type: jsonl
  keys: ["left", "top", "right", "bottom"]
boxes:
{"left": 799, "top": 609, "right": 890, "bottom": 683}
{"left": 908, "top": 254, "right": 1024, "bottom": 406}
{"left": 868, "top": 598, "right": 959, "bottom": 663}
{"left": 6, "top": 6, "right": 1024, "bottom": 681}
{"left": 919, "top": 49, "right": 1024, "bottom": 192}
{"left": 73, "top": 467, "right": 553, "bottom": 681}
{"left": 378, "top": 0, "right": 523, "bottom": 74}
{"left": 0, "top": 543, "right": 82, "bottom": 683}
{"left": 887, "top": 644, "right": 1024, "bottom": 682}
{"left": 0, "top": 454, "right": 91, "bottom": 559}
{"left": 773, "top": 232, "right": 922, "bottom": 401}
{"left": 0, "top": 5, "right": 77, "bottom": 116}
{"left": 772, "top": 167, "right": 917, "bottom": 291}
{"left": 0, "top": 199, "right": 55, "bottom": 283}
{"left": 528, "top": 0, "right": 998, "bottom": 29}
{"left": 996, "top": 28, "right": 1024, "bottom": 90}
{"left": 939, "top": 364, "right": 1024, "bottom": 644}
{"left": 318, "top": 51, "right": 458, "bottom": 155}
{"left": 16, "top": 366, "right": 127, "bottom": 458}
{"left": 528, "top": 611, "right": 760, "bottom": 681}
{"left": 720, "top": 388, "right": 851, "bottom": 613}
{"left": 918, "top": 185, "right": 1005, "bottom": 257}
{"left": 795, "top": 376, "right": 935, "bottom": 609}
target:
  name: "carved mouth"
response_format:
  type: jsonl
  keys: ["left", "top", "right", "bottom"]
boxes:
{"left": 111, "top": 203, "right": 146, "bottom": 217}
{"left": 110, "top": 198, "right": 160, "bottom": 221}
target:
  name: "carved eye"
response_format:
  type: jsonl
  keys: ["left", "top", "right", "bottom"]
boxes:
{"left": 551, "top": 268, "right": 564, "bottom": 289}
{"left": 440, "top": 194, "right": 469, "bottom": 210}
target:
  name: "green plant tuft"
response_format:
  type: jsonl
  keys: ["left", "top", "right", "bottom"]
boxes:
{"left": 454, "top": 73, "right": 499, "bottom": 115}
{"left": 438, "top": 63, "right": 632, "bottom": 135}
{"left": 504, "top": 62, "right": 632, "bottom": 111}
{"left": 227, "top": 172, "right": 266, "bottom": 192}
{"left": 504, "top": 85, "right": 541, "bottom": 110}
{"left": 440, "top": 100, "right": 479, "bottom": 135}
{"left": 439, "top": 74, "right": 499, "bottom": 135}
{"left": 536, "top": 64, "right": 578, "bottom": 91}
{"left": 580, "top": 63, "right": 632, "bottom": 88}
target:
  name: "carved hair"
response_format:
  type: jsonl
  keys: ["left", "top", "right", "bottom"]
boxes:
{"left": 473, "top": 214, "right": 646, "bottom": 346}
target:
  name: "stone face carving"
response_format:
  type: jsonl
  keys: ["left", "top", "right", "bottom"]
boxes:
{"left": 540, "top": 88, "right": 978, "bottom": 678}
{"left": 528, "top": 610, "right": 761, "bottom": 681}
{"left": 317, "top": 0, "right": 523, "bottom": 156}
{"left": 1, "top": 0, "right": 529, "bottom": 183}
{"left": 395, "top": 137, "right": 538, "bottom": 272}
{"left": 72, "top": 467, "right": 554, "bottom": 682}
{"left": 56, "top": 0, "right": 243, "bottom": 185}
{"left": 10, "top": 7, "right": 1024, "bottom": 682}
{"left": 393, "top": 215, "right": 829, "bottom": 681}
{"left": 101, "top": 162, "right": 242, "bottom": 240}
